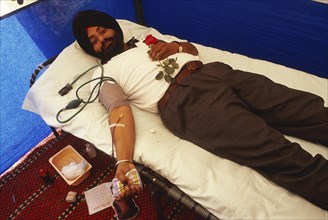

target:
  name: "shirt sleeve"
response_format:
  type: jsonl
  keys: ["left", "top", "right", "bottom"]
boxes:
{"left": 98, "top": 82, "right": 130, "bottom": 113}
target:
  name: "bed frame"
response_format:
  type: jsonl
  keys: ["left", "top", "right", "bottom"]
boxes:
{"left": 29, "top": 57, "right": 219, "bottom": 220}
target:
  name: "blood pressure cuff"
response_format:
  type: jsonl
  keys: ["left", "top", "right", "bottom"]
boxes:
{"left": 99, "top": 82, "right": 130, "bottom": 114}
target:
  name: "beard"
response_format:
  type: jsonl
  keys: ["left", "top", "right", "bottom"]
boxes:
{"left": 98, "top": 33, "right": 124, "bottom": 64}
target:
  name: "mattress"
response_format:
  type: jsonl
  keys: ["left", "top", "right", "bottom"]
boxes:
{"left": 22, "top": 19, "right": 328, "bottom": 219}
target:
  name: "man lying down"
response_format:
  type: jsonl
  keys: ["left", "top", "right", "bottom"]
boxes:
{"left": 72, "top": 10, "right": 328, "bottom": 218}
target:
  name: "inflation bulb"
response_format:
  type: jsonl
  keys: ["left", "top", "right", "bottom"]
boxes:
{"left": 65, "top": 99, "right": 82, "bottom": 109}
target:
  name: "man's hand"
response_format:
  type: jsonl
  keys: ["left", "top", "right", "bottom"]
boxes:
{"left": 115, "top": 162, "right": 142, "bottom": 199}
{"left": 148, "top": 42, "right": 179, "bottom": 61}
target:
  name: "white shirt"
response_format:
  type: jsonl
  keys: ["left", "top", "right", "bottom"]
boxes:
{"left": 93, "top": 41, "right": 199, "bottom": 113}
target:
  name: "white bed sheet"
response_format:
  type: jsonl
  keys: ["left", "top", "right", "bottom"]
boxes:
{"left": 22, "top": 20, "right": 328, "bottom": 219}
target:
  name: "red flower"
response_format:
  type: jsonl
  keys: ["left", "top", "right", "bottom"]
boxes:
{"left": 144, "top": 34, "right": 157, "bottom": 46}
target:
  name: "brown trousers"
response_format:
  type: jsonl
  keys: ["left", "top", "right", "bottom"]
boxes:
{"left": 159, "top": 62, "right": 328, "bottom": 210}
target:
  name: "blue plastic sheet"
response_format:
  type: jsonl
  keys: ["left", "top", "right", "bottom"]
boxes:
{"left": 15, "top": 0, "right": 137, "bottom": 58}
{"left": 142, "top": 0, "right": 328, "bottom": 78}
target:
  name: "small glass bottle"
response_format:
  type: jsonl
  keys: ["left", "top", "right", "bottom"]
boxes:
{"left": 86, "top": 143, "right": 97, "bottom": 158}
{"left": 39, "top": 169, "right": 54, "bottom": 185}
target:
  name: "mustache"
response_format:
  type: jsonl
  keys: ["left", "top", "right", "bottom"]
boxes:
{"left": 98, "top": 34, "right": 124, "bottom": 64}
{"left": 101, "top": 37, "right": 114, "bottom": 53}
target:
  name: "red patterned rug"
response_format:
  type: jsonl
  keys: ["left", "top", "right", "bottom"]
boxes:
{"left": 0, "top": 131, "right": 206, "bottom": 220}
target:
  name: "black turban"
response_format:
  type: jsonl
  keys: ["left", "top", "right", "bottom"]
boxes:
{"left": 72, "top": 10, "right": 123, "bottom": 58}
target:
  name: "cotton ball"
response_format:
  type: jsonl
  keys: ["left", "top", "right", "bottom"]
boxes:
{"left": 61, "top": 160, "right": 88, "bottom": 180}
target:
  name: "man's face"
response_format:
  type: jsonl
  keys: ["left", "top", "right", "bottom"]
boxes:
{"left": 86, "top": 26, "right": 124, "bottom": 61}
{"left": 87, "top": 26, "right": 115, "bottom": 53}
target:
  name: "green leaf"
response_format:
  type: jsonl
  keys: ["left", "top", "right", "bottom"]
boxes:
{"left": 155, "top": 71, "right": 164, "bottom": 80}
{"left": 164, "top": 66, "right": 175, "bottom": 75}
{"left": 155, "top": 56, "right": 179, "bottom": 84}
{"left": 162, "top": 59, "right": 169, "bottom": 66}
{"left": 164, "top": 75, "right": 176, "bottom": 84}
{"left": 164, "top": 74, "right": 171, "bottom": 83}
{"left": 168, "top": 58, "right": 175, "bottom": 64}
{"left": 169, "top": 77, "right": 176, "bottom": 83}
{"left": 172, "top": 62, "right": 179, "bottom": 69}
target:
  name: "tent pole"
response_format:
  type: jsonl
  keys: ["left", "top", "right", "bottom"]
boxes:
{"left": 133, "top": 0, "right": 145, "bottom": 26}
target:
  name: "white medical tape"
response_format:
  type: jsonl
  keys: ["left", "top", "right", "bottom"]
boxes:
{"left": 109, "top": 123, "right": 126, "bottom": 128}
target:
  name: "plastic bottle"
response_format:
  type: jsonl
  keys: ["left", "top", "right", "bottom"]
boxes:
{"left": 86, "top": 143, "right": 97, "bottom": 158}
